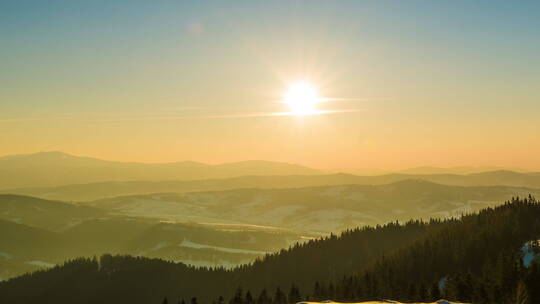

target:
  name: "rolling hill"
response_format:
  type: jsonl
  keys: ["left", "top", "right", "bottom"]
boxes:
{"left": 85, "top": 180, "right": 540, "bottom": 233}
{"left": 5, "top": 170, "right": 540, "bottom": 202}
{"left": 0, "top": 194, "right": 307, "bottom": 280}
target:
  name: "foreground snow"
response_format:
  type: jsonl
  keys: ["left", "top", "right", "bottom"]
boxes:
{"left": 300, "top": 301, "right": 466, "bottom": 304}
{"left": 522, "top": 239, "right": 540, "bottom": 267}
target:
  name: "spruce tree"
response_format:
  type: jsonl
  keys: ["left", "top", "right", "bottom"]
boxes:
{"left": 245, "top": 290, "right": 254, "bottom": 304}
{"left": 273, "top": 287, "right": 286, "bottom": 304}
{"left": 231, "top": 287, "right": 244, "bottom": 304}
{"left": 515, "top": 280, "right": 530, "bottom": 304}
{"left": 288, "top": 284, "right": 301, "bottom": 304}
{"left": 257, "top": 289, "right": 270, "bottom": 304}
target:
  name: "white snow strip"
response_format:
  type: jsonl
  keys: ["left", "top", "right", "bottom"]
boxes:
{"left": 298, "top": 301, "right": 466, "bottom": 304}
{"left": 178, "top": 240, "right": 267, "bottom": 255}
{"left": 25, "top": 260, "right": 55, "bottom": 267}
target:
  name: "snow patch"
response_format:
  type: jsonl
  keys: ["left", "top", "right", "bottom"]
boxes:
{"left": 178, "top": 240, "right": 268, "bottom": 255}
{"left": 175, "top": 259, "right": 240, "bottom": 269}
{"left": 296, "top": 301, "right": 465, "bottom": 304}
{"left": 522, "top": 240, "right": 540, "bottom": 267}
{"left": 25, "top": 260, "right": 55, "bottom": 267}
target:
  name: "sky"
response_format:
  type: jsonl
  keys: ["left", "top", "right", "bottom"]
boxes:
{"left": 1, "top": 0, "right": 540, "bottom": 170}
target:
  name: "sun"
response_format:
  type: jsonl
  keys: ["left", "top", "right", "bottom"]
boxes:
{"left": 283, "top": 82, "right": 322, "bottom": 115}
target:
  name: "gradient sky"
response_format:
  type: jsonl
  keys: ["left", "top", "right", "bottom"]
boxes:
{"left": 1, "top": 0, "right": 539, "bottom": 169}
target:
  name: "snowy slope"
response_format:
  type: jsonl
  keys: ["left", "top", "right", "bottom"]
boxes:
{"left": 298, "top": 300, "right": 467, "bottom": 304}
{"left": 298, "top": 301, "right": 467, "bottom": 304}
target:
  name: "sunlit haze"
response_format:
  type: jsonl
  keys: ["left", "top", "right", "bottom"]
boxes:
{"left": 1, "top": 1, "right": 539, "bottom": 170}
{"left": 2, "top": 2, "right": 540, "bottom": 303}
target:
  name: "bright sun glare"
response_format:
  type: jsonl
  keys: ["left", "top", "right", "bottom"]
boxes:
{"left": 283, "top": 82, "right": 321, "bottom": 115}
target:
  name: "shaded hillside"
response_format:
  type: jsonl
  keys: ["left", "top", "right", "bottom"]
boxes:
{"left": 0, "top": 194, "right": 105, "bottom": 231}
{"left": 0, "top": 219, "right": 63, "bottom": 257}
{"left": 0, "top": 205, "right": 307, "bottom": 280}
{"left": 0, "top": 220, "right": 66, "bottom": 280}
{"left": 2, "top": 197, "right": 540, "bottom": 304}
{"left": 5, "top": 170, "right": 540, "bottom": 202}
{"left": 0, "top": 220, "right": 440, "bottom": 304}
{"left": 0, "top": 152, "right": 320, "bottom": 189}
{"left": 86, "top": 180, "right": 539, "bottom": 233}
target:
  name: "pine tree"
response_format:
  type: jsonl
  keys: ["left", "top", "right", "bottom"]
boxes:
{"left": 273, "top": 287, "right": 286, "bottom": 304}
{"left": 313, "top": 282, "right": 321, "bottom": 300}
{"left": 231, "top": 287, "right": 244, "bottom": 304}
{"left": 515, "top": 280, "right": 530, "bottom": 304}
{"left": 245, "top": 290, "right": 254, "bottom": 304}
{"left": 288, "top": 284, "right": 301, "bottom": 304}
{"left": 417, "top": 282, "right": 428, "bottom": 302}
{"left": 257, "top": 289, "right": 270, "bottom": 304}
{"left": 526, "top": 262, "right": 540, "bottom": 303}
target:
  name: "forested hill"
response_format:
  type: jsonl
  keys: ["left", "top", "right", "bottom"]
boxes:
{"left": 1, "top": 197, "right": 539, "bottom": 304}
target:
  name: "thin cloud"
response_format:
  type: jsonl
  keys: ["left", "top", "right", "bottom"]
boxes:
{"left": 202, "top": 108, "right": 366, "bottom": 119}
{"left": 0, "top": 107, "right": 366, "bottom": 123}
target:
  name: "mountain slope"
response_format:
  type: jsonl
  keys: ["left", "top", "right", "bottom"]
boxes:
{"left": 1, "top": 197, "right": 539, "bottom": 304}
{"left": 311, "top": 197, "right": 540, "bottom": 303}
{"left": 0, "top": 152, "right": 320, "bottom": 189}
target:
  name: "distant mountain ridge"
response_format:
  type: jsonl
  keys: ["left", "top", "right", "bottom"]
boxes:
{"left": 0, "top": 152, "right": 321, "bottom": 189}
{"left": 397, "top": 165, "right": 528, "bottom": 175}
{"left": 5, "top": 170, "right": 540, "bottom": 201}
